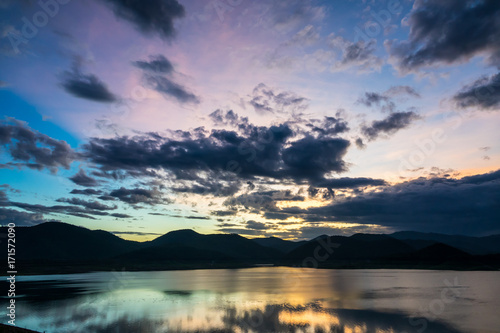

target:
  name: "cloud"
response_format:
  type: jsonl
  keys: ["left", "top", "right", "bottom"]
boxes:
{"left": 109, "top": 213, "right": 133, "bottom": 219}
{"left": 246, "top": 220, "right": 270, "bottom": 230}
{"left": 60, "top": 65, "right": 117, "bottom": 103}
{"left": 452, "top": 71, "right": 500, "bottom": 110}
{"left": 100, "top": 0, "right": 185, "bottom": 39}
{"left": 385, "top": 85, "right": 421, "bottom": 98}
{"left": 0, "top": 118, "right": 76, "bottom": 173}
{"left": 304, "top": 116, "right": 349, "bottom": 137}
{"left": 275, "top": 170, "right": 500, "bottom": 235}
{"left": 0, "top": 208, "right": 45, "bottom": 226}
{"left": 132, "top": 54, "right": 174, "bottom": 74}
{"left": 69, "top": 170, "right": 100, "bottom": 187}
{"left": 108, "top": 187, "right": 166, "bottom": 205}
{"left": 70, "top": 189, "right": 103, "bottom": 196}
{"left": 357, "top": 92, "right": 392, "bottom": 108}
{"left": 134, "top": 54, "right": 199, "bottom": 104}
{"left": 386, "top": 0, "right": 500, "bottom": 74}
{"left": 329, "top": 36, "right": 383, "bottom": 73}
{"left": 56, "top": 197, "right": 117, "bottom": 211}
{"left": 311, "top": 177, "right": 387, "bottom": 189}
{"left": 357, "top": 86, "right": 420, "bottom": 112}
{"left": 248, "top": 83, "right": 309, "bottom": 115}
{"left": 143, "top": 74, "right": 199, "bottom": 104}
{"left": 83, "top": 111, "right": 352, "bottom": 189}
{"left": 362, "top": 111, "right": 420, "bottom": 141}
{"left": 9, "top": 201, "right": 109, "bottom": 220}
{"left": 210, "top": 210, "right": 238, "bottom": 217}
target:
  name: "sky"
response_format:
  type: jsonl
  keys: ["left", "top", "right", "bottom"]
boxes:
{"left": 0, "top": 0, "right": 499, "bottom": 241}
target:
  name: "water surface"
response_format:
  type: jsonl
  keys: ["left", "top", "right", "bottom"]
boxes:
{"left": 6, "top": 267, "right": 500, "bottom": 332}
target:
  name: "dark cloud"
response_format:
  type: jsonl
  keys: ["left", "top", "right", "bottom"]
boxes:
{"left": 109, "top": 213, "right": 133, "bottom": 219}
{"left": 210, "top": 210, "right": 238, "bottom": 217}
{"left": 355, "top": 138, "right": 366, "bottom": 149}
{"left": 386, "top": 0, "right": 500, "bottom": 73}
{"left": 100, "top": 0, "right": 185, "bottom": 39}
{"left": 108, "top": 187, "right": 166, "bottom": 205}
{"left": 144, "top": 74, "right": 199, "bottom": 104}
{"left": 362, "top": 111, "right": 420, "bottom": 141}
{"left": 311, "top": 177, "right": 387, "bottom": 189}
{"left": 133, "top": 54, "right": 174, "bottom": 74}
{"left": 305, "top": 116, "right": 349, "bottom": 137}
{"left": 56, "top": 197, "right": 117, "bottom": 211}
{"left": 282, "top": 136, "right": 350, "bottom": 181}
{"left": 172, "top": 179, "right": 241, "bottom": 197}
{"left": 133, "top": 55, "right": 199, "bottom": 105}
{"left": 329, "top": 36, "right": 383, "bottom": 73}
{"left": 246, "top": 220, "right": 270, "bottom": 230}
{"left": 69, "top": 170, "right": 100, "bottom": 187}
{"left": 0, "top": 208, "right": 45, "bottom": 226}
{"left": 60, "top": 67, "right": 117, "bottom": 103}
{"left": 70, "top": 189, "right": 103, "bottom": 196}
{"left": 275, "top": 169, "right": 500, "bottom": 235}
{"left": 248, "top": 83, "right": 309, "bottom": 114}
{"left": 8, "top": 201, "right": 110, "bottom": 220}
{"left": 452, "top": 72, "right": 500, "bottom": 110}
{"left": 83, "top": 112, "right": 352, "bottom": 191}
{"left": 0, "top": 118, "right": 76, "bottom": 173}
{"left": 209, "top": 109, "right": 247, "bottom": 127}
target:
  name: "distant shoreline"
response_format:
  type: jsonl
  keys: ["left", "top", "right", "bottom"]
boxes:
{"left": 4, "top": 260, "right": 500, "bottom": 277}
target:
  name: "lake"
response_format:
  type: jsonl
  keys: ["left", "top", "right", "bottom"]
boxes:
{"left": 6, "top": 267, "right": 500, "bottom": 332}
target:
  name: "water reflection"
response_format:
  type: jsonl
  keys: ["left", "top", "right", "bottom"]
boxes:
{"left": 4, "top": 268, "right": 499, "bottom": 333}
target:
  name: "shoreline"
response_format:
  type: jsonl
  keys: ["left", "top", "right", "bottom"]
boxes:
{"left": 2, "top": 262, "right": 499, "bottom": 277}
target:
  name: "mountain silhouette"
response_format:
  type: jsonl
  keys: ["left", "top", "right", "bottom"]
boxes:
{"left": 3, "top": 222, "right": 499, "bottom": 273}
{"left": 391, "top": 231, "right": 500, "bottom": 255}
{"left": 252, "top": 236, "right": 306, "bottom": 253}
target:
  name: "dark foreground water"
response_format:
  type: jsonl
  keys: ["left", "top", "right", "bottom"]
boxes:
{"left": 4, "top": 268, "right": 500, "bottom": 332}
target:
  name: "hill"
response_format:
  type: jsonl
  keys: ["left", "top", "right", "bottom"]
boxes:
{"left": 3, "top": 222, "right": 499, "bottom": 273}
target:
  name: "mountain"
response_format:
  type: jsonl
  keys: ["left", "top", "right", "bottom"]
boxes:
{"left": 4, "top": 222, "right": 499, "bottom": 273}
{"left": 7, "top": 222, "right": 141, "bottom": 261}
{"left": 410, "top": 243, "right": 471, "bottom": 261}
{"left": 147, "top": 229, "right": 282, "bottom": 260}
{"left": 251, "top": 237, "right": 306, "bottom": 253}
{"left": 391, "top": 231, "right": 500, "bottom": 255}
{"left": 286, "top": 234, "right": 415, "bottom": 261}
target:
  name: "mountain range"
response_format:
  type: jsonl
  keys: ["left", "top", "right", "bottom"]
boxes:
{"left": 2, "top": 222, "right": 499, "bottom": 274}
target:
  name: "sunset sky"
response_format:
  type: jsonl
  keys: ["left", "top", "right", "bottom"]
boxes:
{"left": 1, "top": 0, "right": 499, "bottom": 240}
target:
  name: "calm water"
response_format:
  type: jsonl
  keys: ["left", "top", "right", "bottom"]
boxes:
{"left": 5, "top": 267, "right": 500, "bottom": 332}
